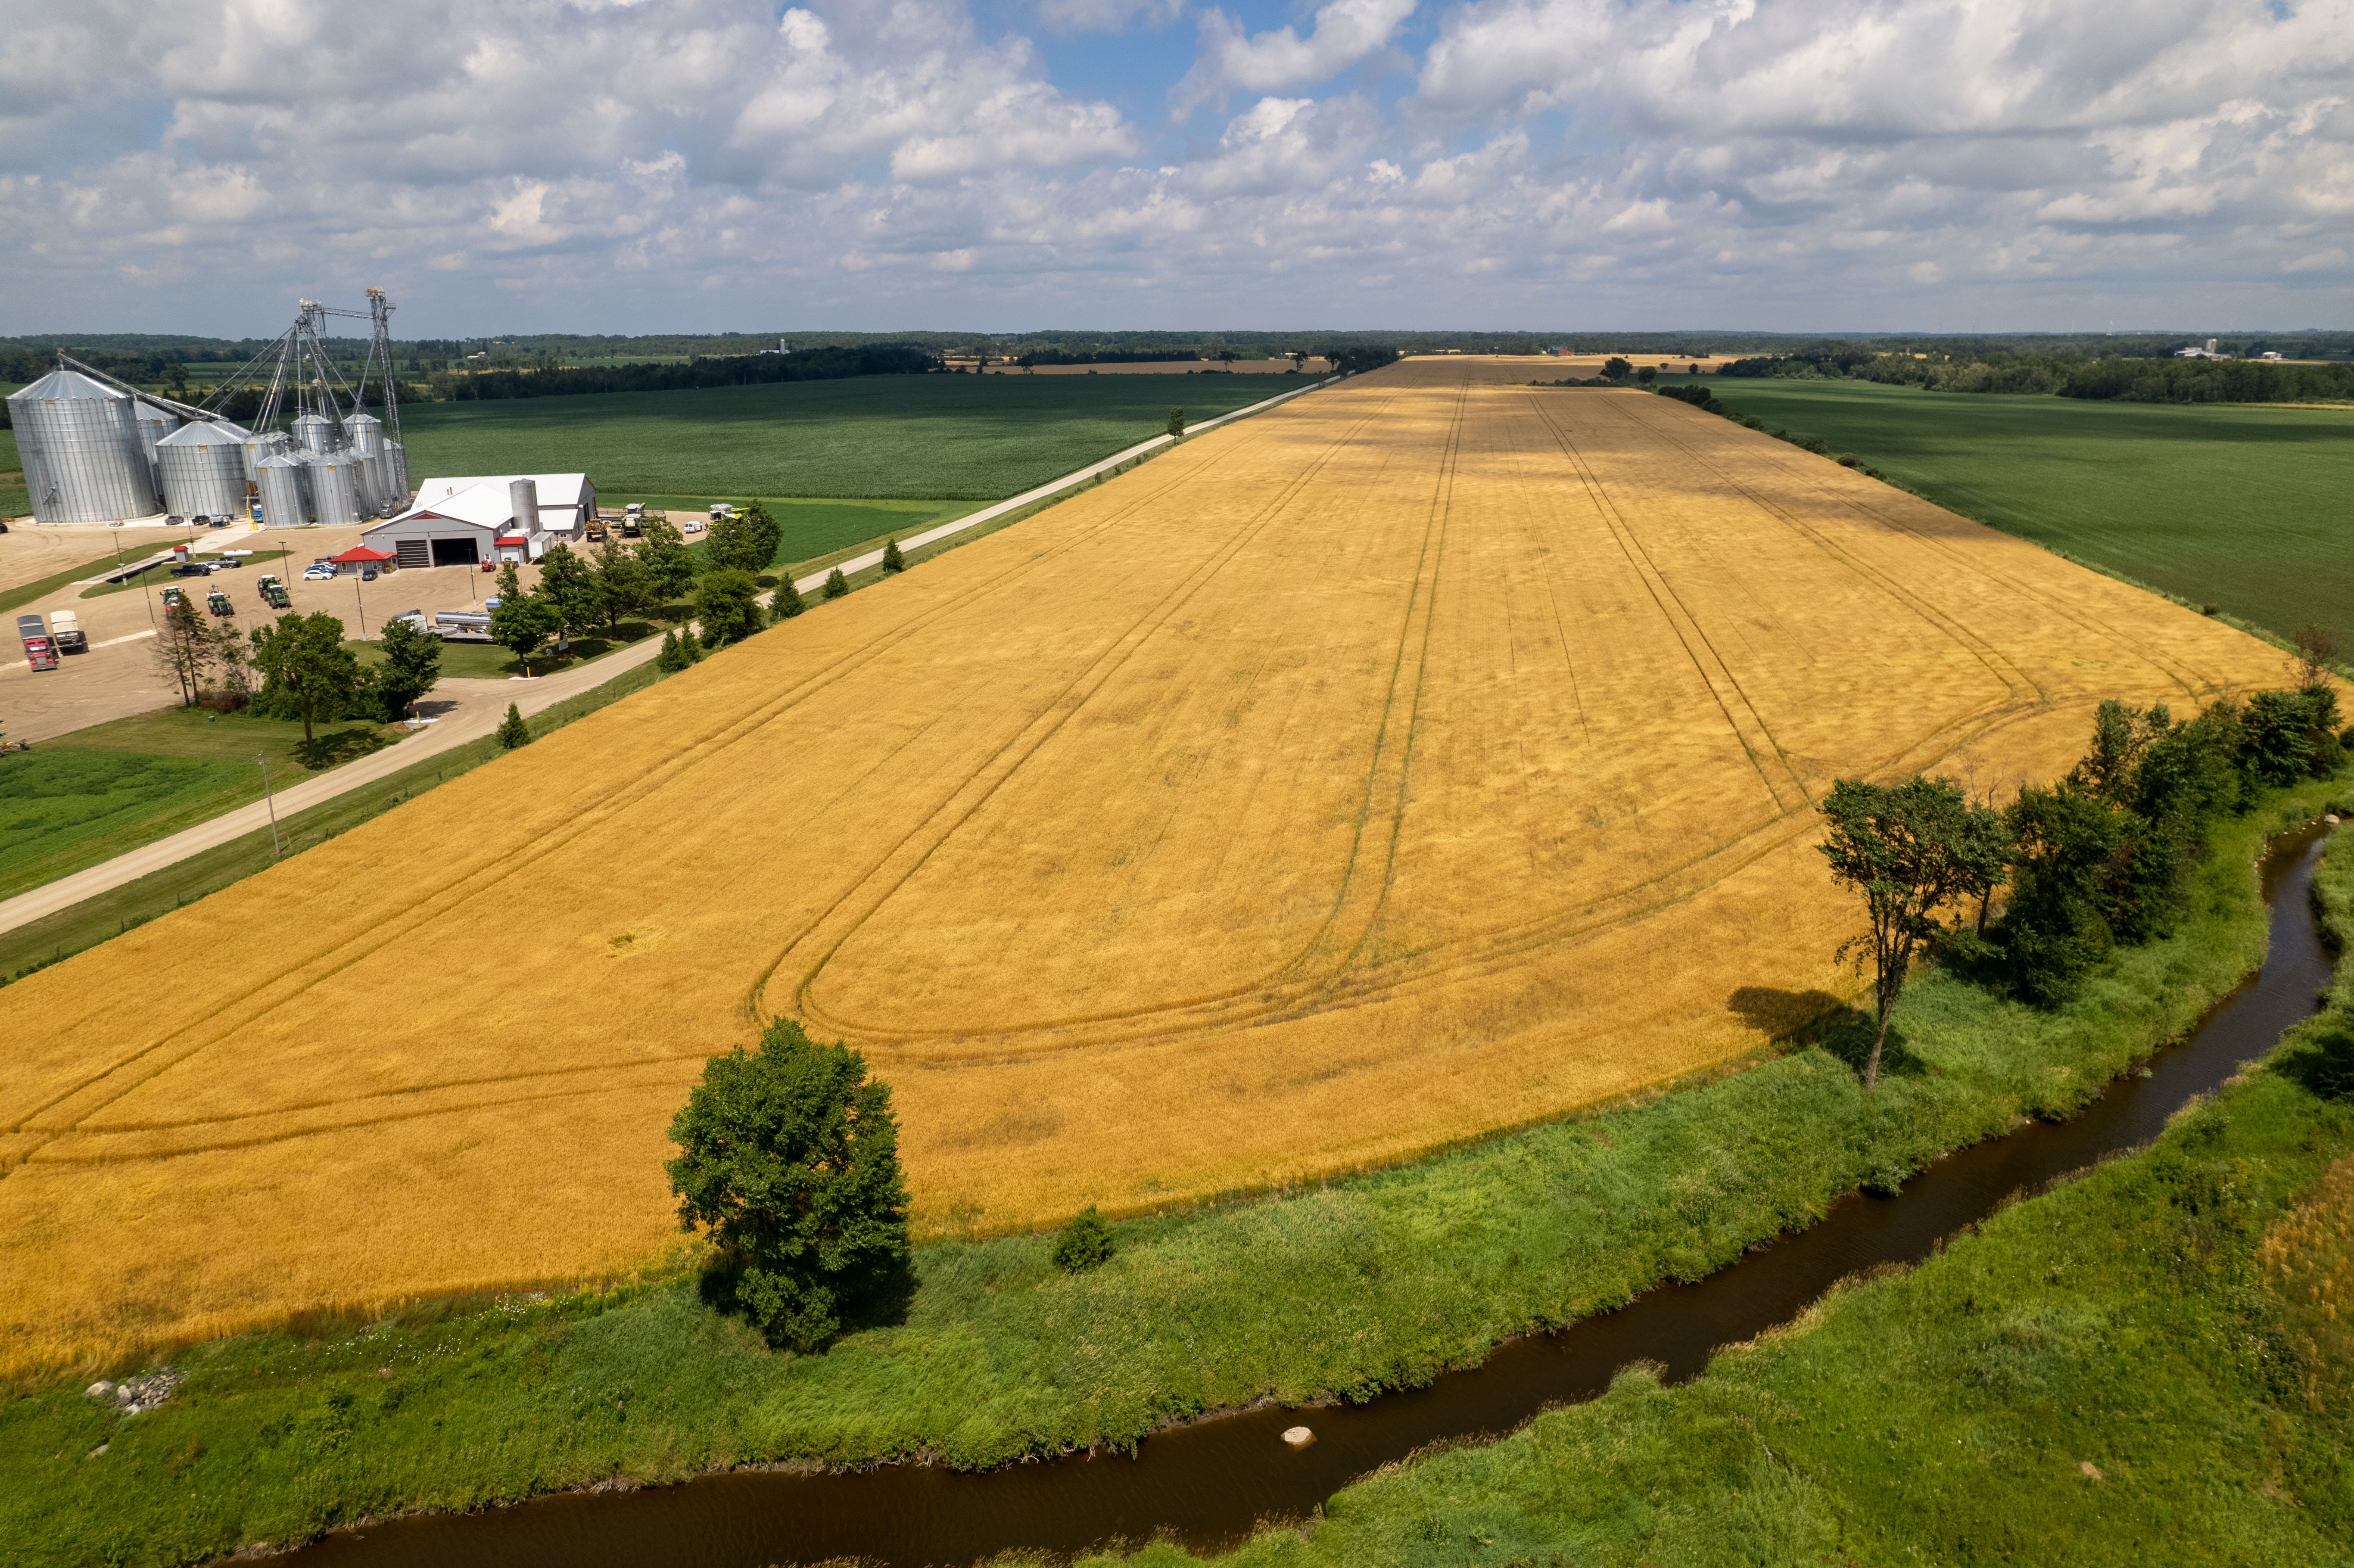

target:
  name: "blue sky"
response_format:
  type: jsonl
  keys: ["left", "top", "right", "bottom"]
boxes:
{"left": 2, "top": 0, "right": 2349, "bottom": 337}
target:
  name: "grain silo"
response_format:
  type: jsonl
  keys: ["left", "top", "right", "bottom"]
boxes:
{"left": 6, "top": 370, "right": 153, "bottom": 524}
{"left": 310, "top": 451, "right": 363, "bottom": 525}
{"left": 256, "top": 450, "right": 313, "bottom": 527}
{"left": 131, "top": 404, "right": 180, "bottom": 507}
{"left": 347, "top": 412, "right": 389, "bottom": 515}
{"left": 157, "top": 420, "right": 255, "bottom": 519}
{"left": 293, "top": 412, "right": 336, "bottom": 456}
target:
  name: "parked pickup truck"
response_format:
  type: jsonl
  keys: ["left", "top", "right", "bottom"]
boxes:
{"left": 47, "top": 609, "right": 86, "bottom": 652}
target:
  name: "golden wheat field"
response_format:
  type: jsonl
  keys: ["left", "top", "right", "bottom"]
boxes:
{"left": 0, "top": 356, "right": 2302, "bottom": 1372}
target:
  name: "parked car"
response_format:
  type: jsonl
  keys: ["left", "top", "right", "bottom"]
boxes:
{"left": 170, "top": 562, "right": 212, "bottom": 578}
{"left": 682, "top": 518, "right": 705, "bottom": 533}
{"left": 302, "top": 564, "right": 336, "bottom": 581}
{"left": 361, "top": 567, "right": 379, "bottom": 582}
{"left": 211, "top": 555, "right": 242, "bottom": 568}
{"left": 164, "top": 515, "right": 185, "bottom": 527}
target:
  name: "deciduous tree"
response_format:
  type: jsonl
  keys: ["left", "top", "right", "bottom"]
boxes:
{"left": 635, "top": 516, "right": 697, "bottom": 609}
{"left": 591, "top": 539, "right": 653, "bottom": 630}
{"left": 665, "top": 1017, "right": 911, "bottom": 1351}
{"left": 694, "top": 566, "right": 766, "bottom": 646}
{"left": 535, "top": 544, "right": 604, "bottom": 644}
{"left": 374, "top": 616, "right": 442, "bottom": 722}
{"left": 251, "top": 610, "right": 367, "bottom": 754}
{"left": 1818, "top": 775, "right": 2011, "bottom": 1089}
{"left": 489, "top": 590, "right": 560, "bottom": 675}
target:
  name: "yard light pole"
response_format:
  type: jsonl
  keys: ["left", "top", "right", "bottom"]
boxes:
{"left": 255, "top": 751, "right": 283, "bottom": 859}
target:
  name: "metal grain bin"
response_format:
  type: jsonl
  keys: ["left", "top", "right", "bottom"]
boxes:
{"left": 347, "top": 412, "right": 383, "bottom": 456}
{"left": 509, "top": 477, "right": 539, "bottom": 537}
{"left": 384, "top": 441, "right": 410, "bottom": 510}
{"left": 239, "top": 429, "right": 290, "bottom": 481}
{"left": 132, "top": 403, "right": 179, "bottom": 506}
{"left": 256, "top": 451, "right": 313, "bottom": 527}
{"left": 7, "top": 370, "right": 153, "bottom": 524}
{"left": 310, "top": 452, "right": 362, "bottom": 525}
{"left": 157, "top": 420, "right": 253, "bottom": 518}
{"left": 293, "top": 412, "right": 336, "bottom": 455}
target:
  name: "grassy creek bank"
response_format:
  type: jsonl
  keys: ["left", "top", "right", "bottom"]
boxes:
{"left": 1, "top": 776, "right": 2346, "bottom": 1566}
{"left": 1090, "top": 819, "right": 2354, "bottom": 1568}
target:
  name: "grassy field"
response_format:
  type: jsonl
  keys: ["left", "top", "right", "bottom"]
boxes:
{"left": 0, "top": 709, "right": 386, "bottom": 901}
{"left": 397, "top": 373, "right": 1300, "bottom": 501}
{"left": 666, "top": 496, "right": 977, "bottom": 576}
{"left": 1678, "top": 376, "right": 2354, "bottom": 644}
{"left": 1091, "top": 824, "right": 2354, "bottom": 1568}
{"left": 0, "top": 662, "right": 667, "bottom": 989}
{"left": 1, "top": 423, "right": 25, "bottom": 518}
{"left": 0, "top": 780, "right": 2341, "bottom": 1564}
{"left": 0, "top": 358, "right": 2302, "bottom": 1376}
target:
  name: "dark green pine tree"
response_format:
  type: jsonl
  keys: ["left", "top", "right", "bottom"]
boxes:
{"left": 823, "top": 566, "right": 850, "bottom": 600}
{"left": 772, "top": 574, "right": 806, "bottom": 619}
{"left": 882, "top": 538, "right": 906, "bottom": 573}
{"left": 496, "top": 701, "right": 531, "bottom": 750}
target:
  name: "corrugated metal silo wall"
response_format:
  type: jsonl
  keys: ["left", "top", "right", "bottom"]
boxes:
{"left": 133, "top": 405, "right": 178, "bottom": 507}
{"left": 9, "top": 388, "right": 153, "bottom": 523}
{"left": 158, "top": 428, "right": 251, "bottom": 518}
{"left": 256, "top": 456, "right": 310, "bottom": 527}
{"left": 310, "top": 454, "right": 362, "bottom": 525}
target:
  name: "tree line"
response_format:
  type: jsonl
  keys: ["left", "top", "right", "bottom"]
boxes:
{"left": 1822, "top": 641, "right": 2348, "bottom": 1088}
{"left": 1718, "top": 346, "right": 2354, "bottom": 404}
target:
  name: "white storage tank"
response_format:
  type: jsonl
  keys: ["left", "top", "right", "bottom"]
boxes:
{"left": 6, "top": 370, "right": 152, "bottom": 524}
{"left": 157, "top": 420, "right": 254, "bottom": 519}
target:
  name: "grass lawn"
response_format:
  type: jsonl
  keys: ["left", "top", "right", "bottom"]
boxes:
{"left": 346, "top": 618, "right": 668, "bottom": 681}
{"left": 397, "top": 373, "right": 1306, "bottom": 502}
{"left": 0, "top": 548, "right": 143, "bottom": 616}
{"left": 1675, "top": 376, "right": 2354, "bottom": 643}
{"left": 0, "top": 708, "right": 386, "bottom": 901}
{"left": 5, "top": 773, "right": 2342, "bottom": 1565}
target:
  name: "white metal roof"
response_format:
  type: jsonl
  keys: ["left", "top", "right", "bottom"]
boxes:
{"left": 367, "top": 473, "right": 592, "bottom": 536}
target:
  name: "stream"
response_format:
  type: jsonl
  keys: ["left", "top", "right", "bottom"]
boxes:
{"left": 273, "top": 822, "right": 2338, "bottom": 1568}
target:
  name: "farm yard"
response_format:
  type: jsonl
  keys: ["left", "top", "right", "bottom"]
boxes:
{"left": 397, "top": 371, "right": 1306, "bottom": 504}
{"left": 0, "top": 356, "right": 2303, "bottom": 1378}
{"left": 1680, "top": 375, "right": 2354, "bottom": 644}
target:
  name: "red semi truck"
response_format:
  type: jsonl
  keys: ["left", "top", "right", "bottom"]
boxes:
{"left": 17, "top": 614, "right": 58, "bottom": 672}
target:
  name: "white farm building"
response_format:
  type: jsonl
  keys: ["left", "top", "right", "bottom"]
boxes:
{"left": 361, "top": 473, "right": 597, "bottom": 568}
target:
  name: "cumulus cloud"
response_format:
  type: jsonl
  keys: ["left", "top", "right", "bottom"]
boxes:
{"left": 0, "top": 0, "right": 2347, "bottom": 331}
{"left": 1173, "top": 0, "right": 1419, "bottom": 116}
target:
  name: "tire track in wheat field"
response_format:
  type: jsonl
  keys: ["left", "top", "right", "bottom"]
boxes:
{"left": 5, "top": 429, "right": 1320, "bottom": 1167}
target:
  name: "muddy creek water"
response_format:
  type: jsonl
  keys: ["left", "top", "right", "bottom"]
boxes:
{"left": 277, "top": 824, "right": 2338, "bottom": 1568}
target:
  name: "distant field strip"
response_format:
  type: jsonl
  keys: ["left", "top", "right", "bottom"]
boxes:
{"left": 0, "top": 359, "right": 2299, "bottom": 1374}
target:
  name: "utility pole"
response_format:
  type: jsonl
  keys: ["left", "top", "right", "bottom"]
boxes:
{"left": 256, "top": 751, "right": 283, "bottom": 859}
